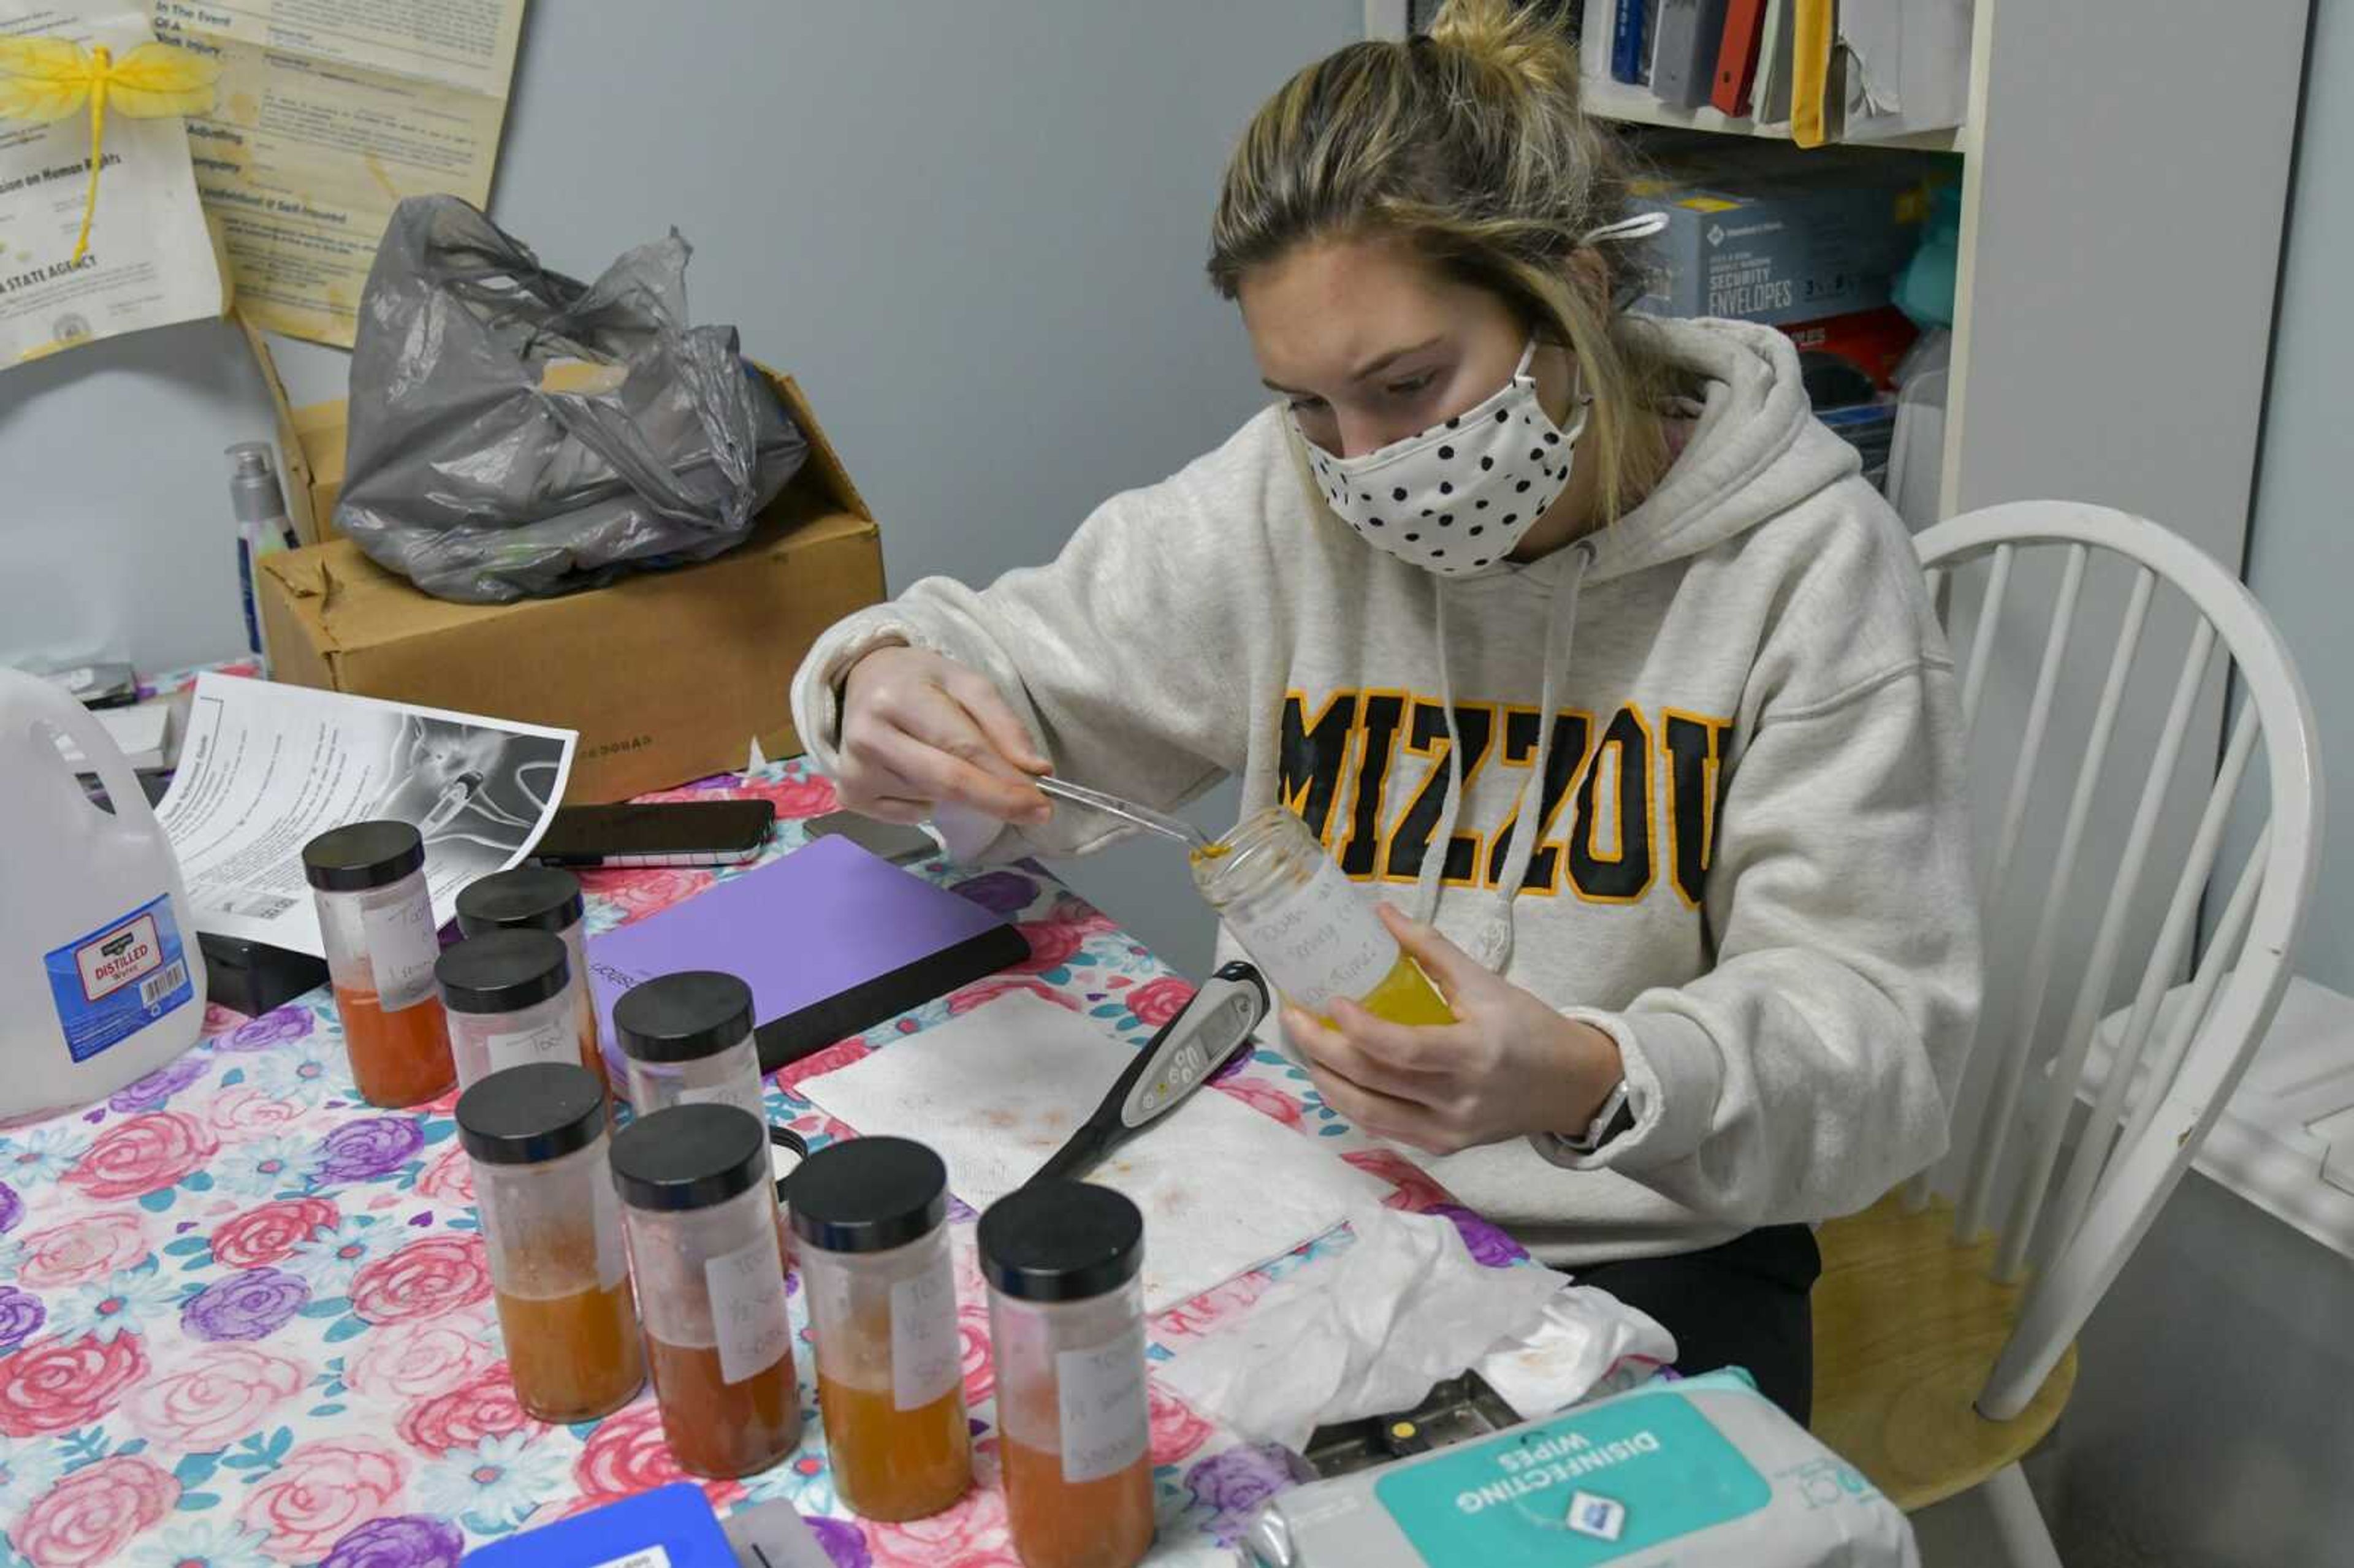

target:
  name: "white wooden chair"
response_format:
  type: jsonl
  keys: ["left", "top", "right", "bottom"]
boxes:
{"left": 1811, "top": 501, "right": 2324, "bottom": 1562}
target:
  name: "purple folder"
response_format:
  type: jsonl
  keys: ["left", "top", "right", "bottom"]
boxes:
{"left": 585, "top": 836, "right": 1026, "bottom": 1078}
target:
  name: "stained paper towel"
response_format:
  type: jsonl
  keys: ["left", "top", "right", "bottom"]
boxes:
{"left": 1156, "top": 1203, "right": 1674, "bottom": 1452}
{"left": 801, "top": 991, "right": 1386, "bottom": 1314}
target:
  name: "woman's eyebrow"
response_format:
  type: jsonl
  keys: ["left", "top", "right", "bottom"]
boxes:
{"left": 1262, "top": 337, "right": 1446, "bottom": 397}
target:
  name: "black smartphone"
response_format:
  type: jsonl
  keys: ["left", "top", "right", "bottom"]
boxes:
{"left": 528, "top": 799, "right": 775, "bottom": 867}
{"left": 805, "top": 810, "right": 939, "bottom": 866}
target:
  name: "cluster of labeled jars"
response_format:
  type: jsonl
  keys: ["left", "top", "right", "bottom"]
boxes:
{"left": 460, "top": 1086, "right": 1156, "bottom": 1562}
{"left": 299, "top": 823, "right": 605, "bottom": 1109}
{"left": 301, "top": 824, "right": 1154, "bottom": 1564}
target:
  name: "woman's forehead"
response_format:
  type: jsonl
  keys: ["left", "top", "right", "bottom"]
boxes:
{"left": 1238, "top": 235, "right": 1489, "bottom": 386}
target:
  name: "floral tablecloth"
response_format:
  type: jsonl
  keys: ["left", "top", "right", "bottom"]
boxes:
{"left": 0, "top": 760, "right": 1564, "bottom": 1568}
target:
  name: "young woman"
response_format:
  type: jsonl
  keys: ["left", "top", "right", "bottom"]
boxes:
{"left": 790, "top": 0, "right": 1980, "bottom": 1423}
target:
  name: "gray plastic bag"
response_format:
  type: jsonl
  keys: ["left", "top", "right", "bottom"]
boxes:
{"left": 335, "top": 196, "right": 807, "bottom": 603}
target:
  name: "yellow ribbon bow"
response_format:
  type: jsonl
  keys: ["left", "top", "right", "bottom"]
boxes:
{"left": 0, "top": 35, "right": 219, "bottom": 263}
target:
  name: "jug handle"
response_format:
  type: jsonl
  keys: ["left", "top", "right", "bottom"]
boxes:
{"left": 16, "top": 675, "right": 170, "bottom": 845}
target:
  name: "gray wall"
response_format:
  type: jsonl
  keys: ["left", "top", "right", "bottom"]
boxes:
{"left": 2231, "top": 0, "right": 2353, "bottom": 995}
{"left": 2014, "top": 9, "right": 2354, "bottom": 1566}
{"left": 0, "top": 1, "right": 1365, "bottom": 976}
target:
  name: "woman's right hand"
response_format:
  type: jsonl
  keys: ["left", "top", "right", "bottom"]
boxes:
{"left": 837, "top": 646, "right": 1054, "bottom": 826}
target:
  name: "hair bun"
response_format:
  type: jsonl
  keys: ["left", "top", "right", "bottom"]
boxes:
{"left": 1427, "top": 0, "right": 1582, "bottom": 99}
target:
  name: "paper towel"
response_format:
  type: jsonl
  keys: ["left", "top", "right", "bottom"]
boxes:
{"left": 800, "top": 991, "right": 1387, "bottom": 1314}
{"left": 1154, "top": 1203, "right": 1673, "bottom": 1452}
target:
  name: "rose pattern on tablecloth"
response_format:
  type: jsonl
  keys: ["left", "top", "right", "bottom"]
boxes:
{"left": 180, "top": 1268, "right": 311, "bottom": 1343}
{"left": 944, "top": 868, "right": 1036, "bottom": 917}
{"left": 5, "top": 1452, "right": 178, "bottom": 1568}
{"left": 397, "top": 1363, "right": 539, "bottom": 1456}
{"left": 1181, "top": 1442, "right": 1311, "bottom": 1547}
{"left": 318, "top": 1512, "right": 465, "bottom": 1568}
{"left": 0, "top": 1332, "right": 148, "bottom": 1437}
{"left": 1148, "top": 1383, "right": 1214, "bottom": 1467}
{"left": 105, "top": 1056, "right": 211, "bottom": 1116}
{"left": 1212, "top": 1076, "right": 1307, "bottom": 1128}
{"left": 410, "top": 1144, "right": 473, "bottom": 1207}
{"left": 119, "top": 1344, "right": 308, "bottom": 1451}
{"left": 342, "top": 1315, "right": 496, "bottom": 1403}
{"left": 222, "top": 1007, "right": 314, "bottom": 1053}
{"left": 313, "top": 1119, "right": 425, "bottom": 1184}
{"left": 571, "top": 1400, "right": 745, "bottom": 1514}
{"left": 1007, "top": 919, "right": 1086, "bottom": 975}
{"left": 61, "top": 1113, "right": 216, "bottom": 1202}
{"left": 2, "top": 1211, "right": 148, "bottom": 1289}
{"left": 945, "top": 975, "right": 1076, "bottom": 1016}
{"left": 237, "top": 1439, "right": 407, "bottom": 1564}
{"left": 211, "top": 1198, "right": 340, "bottom": 1270}
{"left": 1122, "top": 975, "right": 1195, "bottom": 1027}
{"left": 349, "top": 1236, "right": 492, "bottom": 1326}
{"left": 0, "top": 758, "right": 1625, "bottom": 1562}
{"left": 0, "top": 1290, "right": 44, "bottom": 1353}
{"left": 804, "top": 1514, "right": 873, "bottom": 1568}
{"left": 864, "top": 1475, "right": 1021, "bottom": 1568}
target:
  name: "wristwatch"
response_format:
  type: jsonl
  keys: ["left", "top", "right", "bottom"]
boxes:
{"left": 1558, "top": 1078, "right": 1635, "bottom": 1155}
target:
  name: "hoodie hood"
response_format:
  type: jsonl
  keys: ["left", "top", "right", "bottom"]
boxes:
{"left": 1579, "top": 315, "right": 1857, "bottom": 584}
{"left": 1413, "top": 316, "right": 1859, "bottom": 964}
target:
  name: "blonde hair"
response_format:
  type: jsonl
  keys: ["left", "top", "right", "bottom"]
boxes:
{"left": 1208, "top": 0, "right": 1673, "bottom": 522}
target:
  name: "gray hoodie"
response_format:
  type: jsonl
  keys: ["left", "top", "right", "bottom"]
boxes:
{"left": 792, "top": 317, "right": 1982, "bottom": 1266}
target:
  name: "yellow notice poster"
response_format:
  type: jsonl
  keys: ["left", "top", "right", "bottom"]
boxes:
{"left": 151, "top": 0, "right": 524, "bottom": 346}
{"left": 0, "top": 2, "right": 224, "bottom": 367}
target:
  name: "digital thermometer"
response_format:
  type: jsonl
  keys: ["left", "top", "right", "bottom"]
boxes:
{"left": 1029, "top": 961, "right": 1270, "bottom": 1185}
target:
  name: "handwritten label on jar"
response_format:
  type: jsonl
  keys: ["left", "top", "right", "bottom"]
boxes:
{"left": 593, "top": 1177, "right": 627, "bottom": 1288}
{"left": 676, "top": 1076, "right": 768, "bottom": 1124}
{"left": 1221, "top": 852, "right": 1398, "bottom": 1014}
{"left": 704, "top": 1229, "right": 791, "bottom": 1385}
{"left": 484, "top": 1017, "right": 574, "bottom": 1076}
{"left": 1056, "top": 1322, "right": 1148, "bottom": 1482}
{"left": 889, "top": 1267, "right": 961, "bottom": 1411}
{"left": 362, "top": 896, "right": 440, "bottom": 1011}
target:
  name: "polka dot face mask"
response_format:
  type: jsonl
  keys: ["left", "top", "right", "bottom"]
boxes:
{"left": 1295, "top": 339, "right": 1590, "bottom": 579}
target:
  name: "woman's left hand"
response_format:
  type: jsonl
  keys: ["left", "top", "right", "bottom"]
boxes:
{"left": 1283, "top": 905, "right": 1624, "bottom": 1157}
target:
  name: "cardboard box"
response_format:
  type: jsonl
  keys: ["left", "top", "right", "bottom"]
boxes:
{"left": 257, "top": 371, "right": 884, "bottom": 801}
{"left": 1628, "top": 163, "right": 1930, "bottom": 325}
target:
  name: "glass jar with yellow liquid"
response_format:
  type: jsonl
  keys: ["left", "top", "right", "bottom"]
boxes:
{"left": 1189, "top": 807, "right": 1454, "bottom": 1027}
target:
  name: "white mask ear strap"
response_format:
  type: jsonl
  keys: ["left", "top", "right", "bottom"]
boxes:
{"left": 1581, "top": 212, "right": 1669, "bottom": 246}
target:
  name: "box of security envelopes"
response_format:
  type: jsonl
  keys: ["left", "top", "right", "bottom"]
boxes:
{"left": 1628, "top": 162, "right": 1933, "bottom": 326}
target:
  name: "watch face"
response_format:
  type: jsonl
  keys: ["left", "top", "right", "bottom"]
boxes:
{"left": 1567, "top": 1082, "right": 1633, "bottom": 1153}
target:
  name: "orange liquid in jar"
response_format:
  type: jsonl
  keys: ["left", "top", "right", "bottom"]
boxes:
{"left": 494, "top": 1278, "right": 642, "bottom": 1421}
{"left": 817, "top": 1372, "right": 972, "bottom": 1521}
{"left": 1001, "top": 1438, "right": 1154, "bottom": 1568}
{"left": 644, "top": 1336, "right": 801, "bottom": 1479}
{"left": 330, "top": 984, "right": 455, "bottom": 1107}
{"left": 573, "top": 1021, "right": 613, "bottom": 1109}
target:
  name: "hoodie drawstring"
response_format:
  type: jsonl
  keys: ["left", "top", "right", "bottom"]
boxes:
{"left": 1414, "top": 539, "right": 1598, "bottom": 972}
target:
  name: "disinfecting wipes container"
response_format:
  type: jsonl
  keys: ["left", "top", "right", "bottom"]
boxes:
{"left": 1244, "top": 1370, "right": 1916, "bottom": 1568}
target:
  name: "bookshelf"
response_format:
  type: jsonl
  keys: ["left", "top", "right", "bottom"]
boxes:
{"left": 1578, "top": 74, "right": 1964, "bottom": 153}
